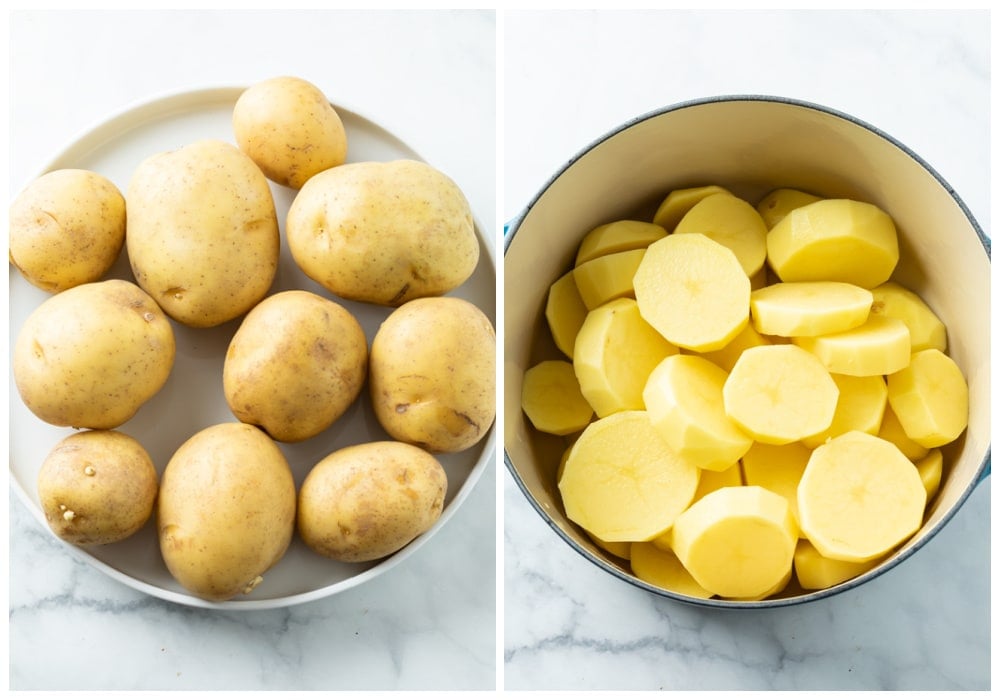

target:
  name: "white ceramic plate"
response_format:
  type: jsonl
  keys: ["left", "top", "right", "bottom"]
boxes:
{"left": 8, "top": 87, "right": 497, "bottom": 610}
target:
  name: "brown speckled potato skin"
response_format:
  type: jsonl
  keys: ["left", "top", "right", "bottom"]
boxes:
{"left": 223, "top": 290, "right": 368, "bottom": 442}
{"left": 12, "top": 279, "right": 176, "bottom": 429}
{"left": 297, "top": 441, "right": 447, "bottom": 563}
{"left": 232, "top": 76, "right": 348, "bottom": 189}
{"left": 9, "top": 168, "right": 126, "bottom": 293}
{"left": 285, "top": 159, "right": 480, "bottom": 306}
{"left": 369, "top": 297, "right": 496, "bottom": 453}
{"left": 157, "top": 423, "right": 297, "bottom": 601}
{"left": 37, "top": 430, "right": 159, "bottom": 545}
{"left": 125, "top": 139, "right": 280, "bottom": 328}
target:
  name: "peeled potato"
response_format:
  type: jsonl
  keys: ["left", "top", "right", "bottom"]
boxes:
{"left": 750, "top": 281, "right": 873, "bottom": 337}
{"left": 740, "top": 441, "right": 812, "bottom": 529}
{"left": 878, "top": 404, "right": 930, "bottom": 461}
{"left": 915, "top": 449, "right": 944, "bottom": 504}
{"left": 652, "top": 184, "right": 732, "bottom": 231}
{"left": 870, "top": 281, "right": 947, "bottom": 352}
{"left": 797, "top": 431, "right": 926, "bottom": 562}
{"left": 794, "top": 539, "right": 882, "bottom": 590}
{"left": 756, "top": 188, "right": 823, "bottom": 229}
{"left": 887, "top": 348, "right": 969, "bottom": 448}
{"left": 575, "top": 220, "right": 666, "bottom": 265}
{"left": 698, "top": 322, "right": 770, "bottom": 373}
{"left": 794, "top": 315, "right": 911, "bottom": 377}
{"left": 633, "top": 233, "right": 750, "bottom": 352}
{"left": 545, "top": 270, "right": 589, "bottom": 359}
{"left": 572, "top": 248, "right": 645, "bottom": 310}
{"left": 630, "top": 541, "right": 714, "bottom": 599}
{"left": 673, "top": 192, "right": 769, "bottom": 277}
{"left": 520, "top": 360, "right": 594, "bottom": 436}
{"left": 801, "top": 373, "right": 888, "bottom": 448}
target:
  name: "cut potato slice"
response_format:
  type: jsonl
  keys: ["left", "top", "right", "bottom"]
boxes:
{"left": 801, "top": 373, "right": 887, "bottom": 448}
{"left": 559, "top": 410, "right": 700, "bottom": 542}
{"left": 724, "top": 566, "right": 793, "bottom": 602}
{"left": 797, "top": 431, "right": 926, "bottom": 562}
{"left": 589, "top": 531, "right": 632, "bottom": 560}
{"left": 740, "top": 441, "right": 811, "bottom": 529}
{"left": 766, "top": 198, "right": 899, "bottom": 289}
{"left": 573, "top": 248, "right": 645, "bottom": 310}
{"left": 633, "top": 233, "right": 750, "bottom": 352}
{"left": 887, "top": 348, "right": 969, "bottom": 448}
{"left": 870, "top": 282, "right": 947, "bottom": 352}
{"left": 794, "top": 315, "right": 911, "bottom": 377}
{"left": 756, "top": 188, "right": 823, "bottom": 229}
{"left": 575, "top": 220, "right": 666, "bottom": 265}
{"left": 630, "top": 541, "right": 714, "bottom": 599}
{"left": 520, "top": 360, "right": 594, "bottom": 436}
{"left": 652, "top": 184, "right": 732, "bottom": 232}
{"left": 915, "top": 449, "right": 943, "bottom": 504}
{"left": 574, "top": 298, "right": 678, "bottom": 418}
{"left": 654, "top": 461, "right": 745, "bottom": 551}
{"left": 723, "top": 344, "right": 839, "bottom": 444}
{"left": 794, "top": 539, "right": 881, "bottom": 590}
{"left": 878, "top": 404, "right": 929, "bottom": 460}
{"left": 545, "top": 270, "right": 589, "bottom": 359}
{"left": 673, "top": 192, "right": 769, "bottom": 277}
{"left": 699, "top": 322, "right": 770, "bottom": 372}
{"left": 750, "top": 281, "right": 873, "bottom": 337}
{"left": 643, "top": 354, "right": 753, "bottom": 471}
{"left": 671, "top": 485, "right": 798, "bottom": 599}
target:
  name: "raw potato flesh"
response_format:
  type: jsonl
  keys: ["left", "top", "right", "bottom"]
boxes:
{"left": 575, "top": 220, "right": 666, "bottom": 265}
{"left": 740, "top": 441, "right": 811, "bottom": 529}
{"left": 630, "top": 541, "right": 713, "bottom": 599}
{"left": 633, "top": 233, "right": 750, "bottom": 352}
{"left": 887, "top": 348, "right": 969, "bottom": 448}
{"left": 915, "top": 449, "right": 943, "bottom": 504}
{"left": 801, "top": 373, "right": 888, "bottom": 448}
{"left": 643, "top": 354, "right": 753, "bottom": 471}
{"left": 545, "top": 270, "right": 589, "bottom": 359}
{"left": 673, "top": 192, "right": 769, "bottom": 277}
{"left": 750, "top": 281, "right": 873, "bottom": 337}
{"left": 797, "top": 431, "right": 926, "bottom": 562}
{"left": 520, "top": 360, "right": 594, "bottom": 436}
{"left": 870, "top": 282, "right": 947, "bottom": 352}
{"left": 756, "top": 188, "right": 823, "bottom": 229}
{"left": 766, "top": 198, "right": 899, "bottom": 289}
{"left": 794, "top": 316, "right": 911, "bottom": 377}
{"left": 878, "top": 404, "right": 929, "bottom": 460}
{"left": 794, "top": 539, "right": 881, "bottom": 590}
{"left": 723, "top": 344, "right": 839, "bottom": 445}
{"left": 558, "top": 411, "right": 700, "bottom": 542}
{"left": 573, "top": 298, "right": 678, "bottom": 418}
{"left": 699, "top": 323, "right": 770, "bottom": 373}
{"left": 652, "top": 184, "right": 732, "bottom": 232}
{"left": 671, "top": 485, "right": 798, "bottom": 599}
{"left": 573, "top": 248, "right": 646, "bottom": 310}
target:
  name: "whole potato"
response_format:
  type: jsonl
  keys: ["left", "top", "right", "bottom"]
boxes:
{"left": 158, "top": 423, "right": 296, "bottom": 601}
{"left": 370, "top": 296, "right": 496, "bottom": 453}
{"left": 37, "top": 430, "right": 158, "bottom": 545}
{"left": 233, "top": 76, "right": 348, "bottom": 189}
{"left": 285, "top": 159, "right": 479, "bottom": 306}
{"left": 126, "top": 139, "right": 280, "bottom": 328}
{"left": 223, "top": 289, "right": 368, "bottom": 442}
{"left": 9, "top": 168, "right": 126, "bottom": 293}
{"left": 13, "top": 279, "right": 175, "bottom": 429}
{"left": 297, "top": 441, "right": 447, "bottom": 562}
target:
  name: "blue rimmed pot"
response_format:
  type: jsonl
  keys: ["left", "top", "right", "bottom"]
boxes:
{"left": 503, "top": 94, "right": 990, "bottom": 608}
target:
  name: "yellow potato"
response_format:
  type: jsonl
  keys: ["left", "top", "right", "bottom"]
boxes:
{"left": 643, "top": 354, "right": 753, "bottom": 471}
{"left": 575, "top": 219, "right": 666, "bottom": 265}
{"left": 370, "top": 296, "right": 495, "bottom": 453}
{"left": 755, "top": 188, "right": 823, "bottom": 229}
{"left": 574, "top": 297, "right": 678, "bottom": 418}
{"left": 633, "top": 233, "right": 751, "bottom": 352}
{"left": 652, "top": 461, "right": 744, "bottom": 551}
{"left": 37, "top": 430, "right": 158, "bottom": 545}
{"left": 223, "top": 290, "right": 368, "bottom": 443}
{"left": 887, "top": 348, "right": 969, "bottom": 448}
{"left": 878, "top": 404, "right": 930, "bottom": 461}
{"left": 572, "top": 248, "right": 645, "bottom": 310}
{"left": 766, "top": 198, "right": 899, "bottom": 288}
{"left": 232, "top": 76, "right": 348, "bottom": 189}
{"left": 126, "top": 139, "right": 280, "bottom": 328}
{"left": 297, "top": 441, "right": 447, "bottom": 563}
{"left": 750, "top": 281, "right": 873, "bottom": 337}
{"left": 698, "top": 322, "right": 770, "bottom": 372}
{"left": 794, "top": 539, "right": 882, "bottom": 590}
{"left": 158, "top": 423, "right": 297, "bottom": 601}
{"left": 671, "top": 485, "right": 798, "bottom": 599}
{"left": 559, "top": 411, "right": 700, "bottom": 542}
{"left": 520, "top": 360, "right": 594, "bottom": 436}
{"left": 915, "top": 449, "right": 944, "bottom": 504}
{"left": 9, "top": 169, "right": 126, "bottom": 293}
{"left": 801, "top": 373, "right": 888, "bottom": 448}
{"left": 740, "top": 441, "right": 811, "bottom": 529}
{"left": 589, "top": 532, "right": 632, "bottom": 560}
{"left": 794, "top": 315, "right": 911, "bottom": 377}
{"left": 286, "top": 159, "right": 479, "bottom": 306}
{"left": 673, "top": 192, "right": 769, "bottom": 277}
{"left": 651, "top": 184, "right": 732, "bottom": 231}
{"left": 630, "top": 541, "right": 714, "bottom": 599}
{"left": 545, "top": 269, "right": 589, "bottom": 359}
{"left": 870, "top": 281, "right": 947, "bottom": 352}
{"left": 797, "top": 431, "right": 926, "bottom": 562}
{"left": 13, "top": 279, "right": 175, "bottom": 429}
{"left": 723, "top": 344, "right": 839, "bottom": 445}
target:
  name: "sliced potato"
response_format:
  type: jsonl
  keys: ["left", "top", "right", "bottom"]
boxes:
{"left": 887, "top": 348, "right": 969, "bottom": 448}
{"left": 750, "top": 281, "right": 873, "bottom": 337}
{"left": 674, "top": 192, "right": 769, "bottom": 277}
{"left": 575, "top": 220, "right": 666, "bottom": 265}
{"left": 794, "top": 315, "right": 911, "bottom": 377}
{"left": 756, "top": 188, "right": 823, "bottom": 229}
{"left": 573, "top": 248, "right": 645, "bottom": 310}
{"left": 545, "top": 270, "right": 589, "bottom": 359}
{"left": 652, "top": 184, "right": 732, "bottom": 232}
{"left": 521, "top": 360, "right": 594, "bottom": 436}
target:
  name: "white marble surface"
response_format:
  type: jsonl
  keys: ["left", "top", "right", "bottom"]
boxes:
{"left": 503, "top": 9, "right": 990, "bottom": 691}
{"left": 7, "top": 9, "right": 496, "bottom": 691}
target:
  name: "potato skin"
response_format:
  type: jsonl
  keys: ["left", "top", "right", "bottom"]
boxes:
{"left": 13, "top": 279, "right": 176, "bottom": 429}
{"left": 233, "top": 76, "right": 347, "bottom": 189}
{"left": 223, "top": 290, "right": 368, "bottom": 442}
{"left": 157, "top": 423, "right": 296, "bottom": 601}
{"left": 126, "top": 139, "right": 280, "bottom": 328}
{"left": 37, "top": 430, "right": 158, "bottom": 545}
{"left": 297, "top": 441, "right": 447, "bottom": 562}
{"left": 9, "top": 168, "right": 126, "bottom": 293}
{"left": 285, "top": 159, "right": 479, "bottom": 306}
{"left": 370, "top": 297, "right": 496, "bottom": 453}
